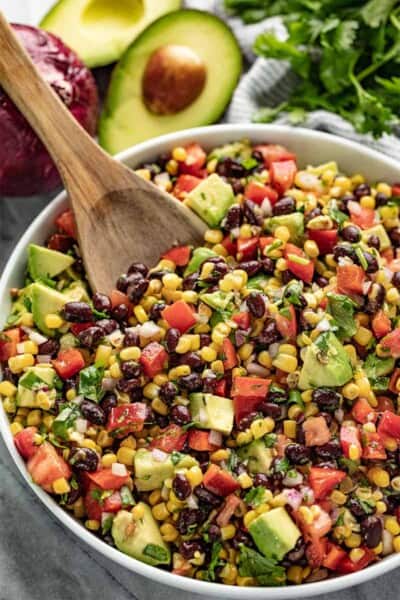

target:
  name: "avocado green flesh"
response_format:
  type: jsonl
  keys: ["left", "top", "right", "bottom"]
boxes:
{"left": 186, "top": 174, "right": 235, "bottom": 228}
{"left": 28, "top": 244, "right": 74, "bottom": 281}
{"left": 238, "top": 439, "right": 273, "bottom": 474}
{"left": 17, "top": 366, "right": 57, "bottom": 408}
{"left": 267, "top": 213, "right": 304, "bottom": 246}
{"left": 30, "top": 281, "right": 88, "bottom": 337}
{"left": 134, "top": 449, "right": 198, "bottom": 491}
{"left": 298, "top": 331, "right": 353, "bottom": 390}
{"left": 190, "top": 393, "right": 234, "bottom": 435}
{"left": 99, "top": 10, "right": 242, "bottom": 152}
{"left": 249, "top": 507, "right": 301, "bottom": 561}
{"left": 41, "top": 0, "right": 180, "bottom": 68}
{"left": 112, "top": 506, "right": 170, "bottom": 566}
{"left": 361, "top": 224, "right": 391, "bottom": 251}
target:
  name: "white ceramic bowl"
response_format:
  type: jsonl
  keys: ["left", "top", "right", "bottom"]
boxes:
{"left": 1, "top": 124, "right": 400, "bottom": 599}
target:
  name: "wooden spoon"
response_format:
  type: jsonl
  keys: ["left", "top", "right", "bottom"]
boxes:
{"left": 0, "top": 13, "right": 206, "bottom": 293}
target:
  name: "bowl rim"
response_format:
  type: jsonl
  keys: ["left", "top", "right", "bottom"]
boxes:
{"left": 1, "top": 123, "right": 400, "bottom": 599}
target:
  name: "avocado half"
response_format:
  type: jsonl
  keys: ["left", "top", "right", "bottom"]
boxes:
{"left": 99, "top": 10, "right": 243, "bottom": 154}
{"left": 40, "top": 0, "right": 181, "bottom": 68}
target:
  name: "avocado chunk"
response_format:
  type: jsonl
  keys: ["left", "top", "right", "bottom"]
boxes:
{"left": 238, "top": 440, "right": 273, "bottom": 474}
{"left": 17, "top": 365, "right": 57, "bottom": 408}
{"left": 28, "top": 244, "right": 74, "bottom": 282}
{"left": 99, "top": 10, "right": 242, "bottom": 152}
{"left": 31, "top": 283, "right": 68, "bottom": 337}
{"left": 200, "top": 291, "right": 234, "bottom": 311}
{"left": 298, "top": 331, "right": 353, "bottom": 389}
{"left": 184, "top": 247, "right": 217, "bottom": 276}
{"left": 361, "top": 224, "right": 391, "bottom": 251}
{"left": 186, "top": 174, "right": 235, "bottom": 228}
{"left": 112, "top": 506, "right": 170, "bottom": 566}
{"left": 249, "top": 507, "right": 301, "bottom": 561}
{"left": 266, "top": 213, "right": 304, "bottom": 245}
{"left": 41, "top": 0, "right": 180, "bottom": 68}
{"left": 134, "top": 449, "right": 198, "bottom": 491}
{"left": 190, "top": 393, "right": 234, "bottom": 435}
{"left": 247, "top": 274, "right": 270, "bottom": 291}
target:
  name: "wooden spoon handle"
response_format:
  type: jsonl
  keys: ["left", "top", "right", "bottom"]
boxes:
{"left": 0, "top": 13, "right": 115, "bottom": 196}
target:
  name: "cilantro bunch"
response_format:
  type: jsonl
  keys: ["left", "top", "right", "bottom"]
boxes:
{"left": 225, "top": 0, "right": 400, "bottom": 137}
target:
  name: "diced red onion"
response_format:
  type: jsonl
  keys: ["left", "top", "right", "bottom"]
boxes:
{"left": 300, "top": 485, "right": 315, "bottom": 505}
{"left": 29, "top": 330, "right": 48, "bottom": 345}
{"left": 235, "top": 330, "right": 248, "bottom": 347}
{"left": 186, "top": 494, "right": 199, "bottom": 509}
{"left": 261, "top": 197, "right": 272, "bottom": 216}
{"left": 283, "top": 471, "right": 304, "bottom": 487}
{"left": 102, "top": 377, "right": 117, "bottom": 391}
{"left": 72, "top": 395, "right": 84, "bottom": 405}
{"left": 268, "top": 343, "right": 280, "bottom": 358}
{"left": 362, "top": 281, "right": 372, "bottom": 295}
{"left": 111, "top": 462, "right": 128, "bottom": 476}
{"left": 75, "top": 418, "right": 88, "bottom": 434}
{"left": 383, "top": 530, "right": 393, "bottom": 555}
{"left": 151, "top": 448, "right": 168, "bottom": 463}
{"left": 106, "top": 329, "right": 124, "bottom": 347}
{"left": 334, "top": 408, "right": 344, "bottom": 423}
{"left": 140, "top": 321, "right": 161, "bottom": 338}
{"left": 282, "top": 489, "right": 302, "bottom": 510}
{"left": 316, "top": 318, "right": 330, "bottom": 332}
{"left": 348, "top": 200, "right": 361, "bottom": 215}
{"left": 246, "top": 362, "right": 269, "bottom": 377}
{"left": 209, "top": 430, "right": 222, "bottom": 447}
{"left": 230, "top": 227, "right": 240, "bottom": 239}
{"left": 383, "top": 267, "right": 394, "bottom": 281}
{"left": 296, "top": 172, "right": 321, "bottom": 191}
{"left": 36, "top": 354, "right": 52, "bottom": 363}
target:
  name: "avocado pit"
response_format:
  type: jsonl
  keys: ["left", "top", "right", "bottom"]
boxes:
{"left": 142, "top": 44, "right": 207, "bottom": 115}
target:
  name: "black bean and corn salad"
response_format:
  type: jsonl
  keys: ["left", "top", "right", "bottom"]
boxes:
{"left": 3, "top": 139, "right": 400, "bottom": 587}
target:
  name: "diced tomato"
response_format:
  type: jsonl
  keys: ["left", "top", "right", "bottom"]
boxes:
{"left": 215, "top": 378, "right": 227, "bottom": 397}
{"left": 14, "top": 426, "right": 39, "bottom": 460}
{"left": 309, "top": 467, "right": 346, "bottom": 500}
{"left": 231, "top": 376, "right": 271, "bottom": 424}
{"left": 107, "top": 403, "right": 148, "bottom": 437}
{"left": 336, "top": 547, "right": 375, "bottom": 574}
{"left": 203, "top": 464, "right": 239, "bottom": 496}
{"left": 323, "top": 543, "right": 347, "bottom": 571}
{"left": 149, "top": 424, "right": 187, "bottom": 453}
{"left": 53, "top": 348, "right": 85, "bottom": 379}
{"left": 55, "top": 209, "right": 77, "bottom": 238}
{"left": 232, "top": 311, "right": 251, "bottom": 330}
{"left": 392, "top": 184, "right": 400, "bottom": 197}
{"left": 284, "top": 243, "right": 314, "bottom": 283}
{"left": 381, "top": 328, "right": 400, "bottom": 358}
{"left": 376, "top": 396, "right": 395, "bottom": 412}
{"left": 173, "top": 174, "right": 202, "bottom": 200}
{"left": 340, "top": 424, "right": 362, "bottom": 458}
{"left": 389, "top": 258, "right": 400, "bottom": 272}
{"left": 47, "top": 233, "right": 74, "bottom": 253}
{"left": 270, "top": 160, "right": 297, "bottom": 195}
{"left": 216, "top": 494, "right": 241, "bottom": 527}
{"left": 84, "top": 485, "right": 122, "bottom": 520}
{"left": 306, "top": 536, "right": 328, "bottom": 568}
{"left": 0, "top": 327, "right": 21, "bottom": 362}
{"left": 362, "top": 431, "right": 387, "bottom": 460}
{"left": 162, "top": 245, "right": 191, "bottom": 266}
{"left": 352, "top": 398, "right": 377, "bottom": 424}
{"left": 296, "top": 505, "right": 332, "bottom": 539}
{"left": 27, "top": 442, "right": 71, "bottom": 493}
{"left": 110, "top": 289, "right": 131, "bottom": 310}
{"left": 303, "top": 416, "right": 331, "bottom": 447}
{"left": 254, "top": 144, "right": 296, "bottom": 168}
{"left": 337, "top": 264, "right": 365, "bottom": 295}
{"left": 389, "top": 368, "right": 400, "bottom": 394}
{"left": 258, "top": 236, "right": 275, "bottom": 252}
{"left": 87, "top": 468, "right": 129, "bottom": 491}
{"left": 372, "top": 310, "right": 392, "bottom": 339}
{"left": 162, "top": 300, "right": 196, "bottom": 334}
{"left": 140, "top": 341, "right": 168, "bottom": 377}
{"left": 349, "top": 206, "right": 375, "bottom": 230}
{"left": 70, "top": 322, "right": 95, "bottom": 337}
{"left": 275, "top": 304, "right": 297, "bottom": 340}
{"left": 188, "top": 429, "right": 220, "bottom": 452}
{"left": 237, "top": 237, "right": 259, "bottom": 261}
{"left": 244, "top": 181, "right": 278, "bottom": 206}
{"left": 103, "top": 490, "right": 123, "bottom": 513}
{"left": 378, "top": 410, "right": 400, "bottom": 440}
{"left": 179, "top": 143, "right": 207, "bottom": 176}
{"left": 221, "top": 235, "right": 237, "bottom": 256}
{"left": 308, "top": 229, "right": 338, "bottom": 255}
{"left": 382, "top": 248, "right": 395, "bottom": 263}
{"left": 222, "top": 337, "right": 237, "bottom": 370}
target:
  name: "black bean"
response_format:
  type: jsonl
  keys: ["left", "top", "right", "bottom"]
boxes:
{"left": 93, "top": 293, "right": 111, "bottom": 314}
{"left": 314, "top": 440, "right": 342, "bottom": 460}
{"left": 121, "top": 360, "right": 141, "bottom": 379}
{"left": 80, "top": 399, "right": 106, "bottom": 425}
{"left": 365, "top": 283, "right": 385, "bottom": 314}
{"left": 170, "top": 405, "right": 191, "bottom": 425}
{"left": 305, "top": 207, "right": 321, "bottom": 223}
{"left": 127, "top": 262, "right": 149, "bottom": 277}
{"left": 273, "top": 196, "right": 295, "bottom": 216}
{"left": 286, "top": 538, "right": 306, "bottom": 563}
{"left": 260, "top": 257, "right": 274, "bottom": 275}
{"left": 312, "top": 388, "right": 341, "bottom": 412}
{"left": 69, "top": 447, "right": 99, "bottom": 472}
{"left": 368, "top": 235, "right": 380, "bottom": 250}
{"left": 341, "top": 225, "right": 361, "bottom": 243}
{"left": 65, "top": 487, "right": 82, "bottom": 505}
{"left": 1, "top": 367, "right": 17, "bottom": 384}
{"left": 239, "top": 261, "right": 261, "bottom": 277}
{"left": 363, "top": 251, "right": 379, "bottom": 273}
{"left": 347, "top": 497, "right": 368, "bottom": 519}
{"left": 202, "top": 373, "right": 218, "bottom": 393}
{"left": 182, "top": 352, "right": 204, "bottom": 371}
{"left": 199, "top": 333, "right": 211, "bottom": 348}
{"left": 126, "top": 274, "right": 149, "bottom": 303}
{"left": 231, "top": 180, "right": 244, "bottom": 194}
{"left": 165, "top": 328, "right": 181, "bottom": 352}
{"left": 194, "top": 484, "right": 222, "bottom": 505}
{"left": 375, "top": 192, "right": 388, "bottom": 207}
{"left": 224, "top": 205, "right": 242, "bottom": 230}
{"left": 285, "top": 443, "right": 310, "bottom": 465}
{"left": 63, "top": 301, "right": 93, "bottom": 322}
{"left": 243, "top": 199, "right": 262, "bottom": 226}
{"left": 182, "top": 272, "right": 199, "bottom": 291}
{"left": 111, "top": 304, "right": 129, "bottom": 322}
{"left": 333, "top": 244, "right": 357, "bottom": 263}
{"left": 100, "top": 392, "right": 118, "bottom": 416}
{"left": 97, "top": 319, "right": 119, "bottom": 335}
{"left": 237, "top": 411, "right": 258, "bottom": 431}
{"left": 116, "top": 274, "right": 129, "bottom": 293}
{"left": 354, "top": 183, "right": 371, "bottom": 199}
{"left": 207, "top": 524, "right": 221, "bottom": 542}
{"left": 253, "top": 473, "right": 269, "bottom": 487}
{"left": 179, "top": 540, "right": 204, "bottom": 559}
{"left": 246, "top": 292, "right": 265, "bottom": 318}
{"left": 38, "top": 339, "right": 60, "bottom": 357}
{"left": 203, "top": 261, "right": 228, "bottom": 284}
{"left": 78, "top": 326, "right": 103, "bottom": 348}
{"left": 390, "top": 228, "right": 400, "bottom": 247}
{"left": 173, "top": 473, "right": 192, "bottom": 500}
{"left": 216, "top": 157, "right": 246, "bottom": 179}
{"left": 392, "top": 272, "right": 400, "bottom": 289}
{"left": 315, "top": 276, "right": 329, "bottom": 288}
{"left": 231, "top": 530, "right": 252, "bottom": 549}
{"left": 281, "top": 270, "right": 295, "bottom": 284}
{"left": 259, "top": 402, "right": 282, "bottom": 420}
{"left": 179, "top": 373, "right": 203, "bottom": 392}
{"left": 361, "top": 516, "right": 382, "bottom": 548}
{"left": 124, "top": 329, "right": 140, "bottom": 347}
{"left": 149, "top": 302, "right": 166, "bottom": 321}
{"left": 117, "top": 378, "right": 142, "bottom": 398}
{"left": 177, "top": 509, "right": 204, "bottom": 535}
{"left": 255, "top": 320, "right": 281, "bottom": 347}
{"left": 159, "top": 381, "right": 177, "bottom": 404}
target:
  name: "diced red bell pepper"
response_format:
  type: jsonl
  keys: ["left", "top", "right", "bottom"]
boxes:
{"left": 237, "top": 237, "right": 259, "bottom": 261}
{"left": 231, "top": 376, "right": 271, "bottom": 425}
{"left": 362, "top": 431, "right": 387, "bottom": 460}
{"left": 53, "top": 348, "right": 85, "bottom": 379}
{"left": 376, "top": 396, "right": 395, "bottom": 412}
{"left": 179, "top": 143, "right": 207, "bottom": 176}
{"left": 140, "top": 342, "right": 168, "bottom": 377}
{"left": 340, "top": 424, "right": 362, "bottom": 458}
{"left": 14, "top": 426, "right": 39, "bottom": 460}
{"left": 306, "top": 536, "right": 328, "bottom": 568}
{"left": 270, "top": 160, "right": 297, "bottom": 195}
{"left": 232, "top": 311, "right": 251, "bottom": 330}
{"left": 258, "top": 236, "right": 275, "bottom": 252}
{"left": 84, "top": 484, "right": 123, "bottom": 520}
{"left": 162, "top": 245, "right": 191, "bottom": 267}
{"left": 221, "top": 235, "right": 237, "bottom": 256}
{"left": 244, "top": 181, "right": 278, "bottom": 206}
{"left": 382, "top": 248, "right": 395, "bottom": 263}
{"left": 336, "top": 547, "right": 375, "bottom": 574}
{"left": 284, "top": 243, "right": 314, "bottom": 283}
{"left": 392, "top": 184, "right": 400, "bottom": 197}
{"left": 323, "top": 543, "right": 347, "bottom": 571}
{"left": 274, "top": 304, "right": 297, "bottom": 340}
{"left": 47, "top": 233, "right": 74, "bottom": 253}
{"left": 0, "top": 327, "right": 21, "bottom": 362}
{"left": 215, "top": 378, "right": 227, "bottom": 397}
{"left": 173, "top": 174, "right": 202, "bottom": 200}
{"left": 216, "top": 493, "right": 241, "bottom": 527}
{"left": 203, "top": 464, "right": 240, "bottom": 496}
{"left": 107, "top": 403, "right": 148, "bottom": 437}
{"left": 222, "top": 337, "right": 237, "bottom": 370}
{"left": 162, "top": 300, "right": 196, "bottom": 334}
{"left": 110, "top": 290, "right": 131, "bottom": 310}
{"left": 149, "top": 424, "right": 187, "bottom": 453}
{"left": 378, "top": 410, "right": 400, "bottom": 440}
{"left": 381, "top": 328, "right": 400, "bottom": 358}
{"left": 308, "top": 229, "right": 338, "bottom": 255}
{"left": 349, "top": 206, "right": 375, "bottom": 230}
{"left": 303, "top": 416, "right": 331, "bottom": 447}
{"left": 352, "top": 398, "right": 377, "bottom": 424}
{"left": 87, "top": 468, "right": 130, "bottom": 491}
{"left": 389, "top": 368, "right": 400, "bottom": 394}
{"left": 295, "top": 505, "right": 332, "bottom": 539}
{"left": 337, "top": 264, "right": 365, "bottom": 295}
{"left": 55, "top": 209, "right": 77, "bottom": 238}
{"left": 27, "top": 442, "right": 71, "bottom": 493}
{"left": 254, "top": 144, "right": 296, "bottom": 168}
{"left": 188, "top": 429, "right": 220, "bottom": 452}
{"left": 372, "top": 310, "right": 392, "bottom": 339}
{"left": 309, "top": 467, "right": 346, "bottom": 500}
{"left": 70, "top": 322, "right": 95, "bottom": 337}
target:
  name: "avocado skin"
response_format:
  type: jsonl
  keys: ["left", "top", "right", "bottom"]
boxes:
{"left": 249, "top": 507, "right": 301, "bottom": 561}
{"left": 298, "top": 331, "right": 353, "bottom": 390}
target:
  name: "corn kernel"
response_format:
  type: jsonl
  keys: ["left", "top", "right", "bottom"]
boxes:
{"left": 376, "top": 501, "right": 387, "bottom": 514}
{"left": 274, "top": 226, "right": 290, "bottom": 242}
{"left": 250, "top": 417, "right": 275, "bottom": 439}
{"left": 0, "top": 381, "right": 17, "bottom": 397}
{"left": 109, "top": 362, "right": 122, "bottom": 378}
{"left": 385, "top": 516, "right": 400, "bottom": 536}
{"left": 120, "top": 347, "right": 141, "bottom": 362}
{"left": 238, "top": 343, "right": 253, "bottom": 361}
{"left": 186, "top": 466, "right": 203, "bottom": 487}
{"left": 237, "top": 576, "right": 256, "bottom": 586}
{"left": 53, "top": 477, "right": 71, "bottom": 495}
{"left": 345, "top": 533, "right": 362, "bottom": 548}
{"left": 342, "top": 382, "right": 360, "bottom": 400}
{"left": 287, "top": 565, "right": 303, "bottom": 585}
{"left": 162, "top": 273, "right": 181, "bottom": 291}
{"left": 175, "top": 335, "right": 192, "bottom": 354}
{"left": 210, "top": 449, "right": 230, "bottom": 462}
{"left": 393, "top": 536, "right": 400, "bottom": 553}
{"left": 133, "top": 305, "right": 148, "bottom": 324}
{"left": 8, "top": 353, "right": 35, "bottom": 373}
{"left": 279, "top": 343, "right": 297, "bottom": 356}
{"left": 204, "top": 229, "right": 224, "bottom": 244}
{"left": 20, "top": 312, "right": 34, "bottom": 327}
{"left": 101, "top": 453, "right": 117, "bottom": 468}
{"left": 36, "top": 391, "right": 52, "bottom": 411}
{"left": 152, "top": 502, "right": 170, "bottom": 521}
{"left": 151, "top": 397, "right": 168, "bottom": 416}
{"left": 298, "top": 506, "right": 313, "bottom": 525}
{"left": 10, "top": 421, "right": 23, "bottom": 435}
{"left": 45, "top": 314, "right": 64, "bottom": 329}
{"left": 160, "top": 522, "right": 179, "bottom": 542}
{"left": 283, "top": 419, "right": 297, "bottom": 439}
{"left": 349, "top": 548, "right": 365, "bottom": 563}
{"left": 301, "top": 390, "right": 313, "bottom": 403}
{"left": 172, "top": 146, "right": 187, "bottom": 162}
{"left": 95, "top": 344, "right": 112, "bottom": 366}
{"left": 199, "top": 346, "right": 217, "bottom": 362}
{"left": 304, "top": 240, "right": 319, "bottom": 258}
{"left": 85, "top": 519, "right": 100, "bottom": 531}
{"left": 17, "top": 340, "right": 38, "bottom": 355}
{"left": 257, "top": 350, "right": 272, "bottom": 368}
{"left": 220, "top": 523, "right": 236, "bottom": 541}
{"left": 81, "top": 438, "right": 97, "bottom": 450}
{"left": 387, "top": 287, "right": 400, "bottom": 304}
{"left": 369, "top": 467, "right": 390, "bottom": 488}
{"left": 236, "top": 429, "right": 253, "bottom": 446}
{"left": 354, "top": 326, "right": 373, "bottom": 346}
{"left": 26, "top": 409, "right": 41, "bottom": 427}
{"left": 272, "top": 353, "right": 298, "bottom": 373}
{"left": 331, "top": 490, "right": 347, "bottom": 505}
{"left": 238, "top": 472, "right": 253, "bottom": 489}
{"left": 135, "top": 168, "right": 151, "bottom": 180}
